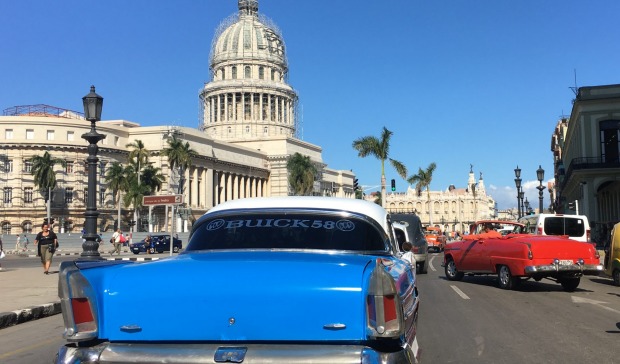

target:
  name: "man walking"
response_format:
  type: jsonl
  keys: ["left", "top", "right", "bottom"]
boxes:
{"left": 15, "top": 234, "right": 21, "bottom": 251}
{"left": 109, "top": 229, "right": 122, "bottom": 256}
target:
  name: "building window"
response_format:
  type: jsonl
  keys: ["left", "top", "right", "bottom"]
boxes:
{"left": 271, "top": 69, "right": 275, "bottom": 81}
{"left": 65, "top": 188, "right": 74, "bottom": 204}
{"left": 600, "top": 120, "right": 620, "bottom": 163}
{"left": 99, "top": 187, "right": 106, "bottom": 206}
{"left": 26, "top": 129, "right": 34, "bottom": 140}
{"left": 263, "top": 127, "right": 268, "bottom": 135}
{"left": 2, "top": 159, "right": 13, "bottom": 173}
{"left": 24, "top": 160, "right": 32, "bottom": 173}
{"left": 84, "top": 188, "right": 88, "bottom": 202}
{"left": 67, "top": 131, "right": 74, "bottom": 141}
{"left": 99, "top": 161, "right": 107, "bottom": 177}
{"left": 65, "top": 161, "right": 74, "bottom": 174}
{"left": 245, "top": 126, "right": 250, "bottom": 133}
{"left": 244, "top": 66, "right": 251, "bottom": 78}
{"left": 24, "top": 187, "right": 33, "bottom": 203}
{"left": 47, "top": 130, "right": 54, "bottom": 140}
{"left": 259, "top": 67, "right": 264, "bottom": 80}
{"left": 228, "top": 126, "right": 232, "bottom": 134}
{"left": 232, "top": 66, "right": 237, "bottom": 79}
{"left": 2, "top": 222, "right": 11, "bottom": 235}
{"left": 114, "top": 136, "right": 119, "bottom": 146}
{"left": 221, "top": 68, "right": 225, "bottom": 80}
{"left": 22, "top": 220, "right": 33, "bottom": 234}
{"left": 3, "top": 187, "right": 12, "bottom": 204}
{"left": 5, "top": 129, "right": 13, "bottom": 140}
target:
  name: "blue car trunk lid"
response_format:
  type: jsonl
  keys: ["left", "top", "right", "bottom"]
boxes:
{"left": 88, "top": 252, "right": 377, "bottom": 342}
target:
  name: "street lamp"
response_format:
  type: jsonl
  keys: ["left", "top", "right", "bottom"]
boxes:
{"left": 524, "top": 198, "right": 530, "bottom": 215}
{"left": 514, "top": 165, "right": 522, "bottom": 218}
{"left": 518, "top": 190, "right": 524, "bottom": 218}
{"left": 81, "top": 86, "right": 105, "bottom": 260}
{"left": 536, "top": 165, "right": 545, "bottom": 213}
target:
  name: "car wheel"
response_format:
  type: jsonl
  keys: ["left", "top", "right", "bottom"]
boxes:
{"left": 149, "top": 247, "right": 155, "bottom": 254}
{"left": 445, "top": 258, "right": 463, "bottom": 281}
{"left": 417, "top": 260, "right": 428, "bottom": 274}
{"left": 613, "top": 270, "right": 620, "bottom": 287}
{"left": 132, "top": 251, "right": 139, "bottom": 255}
{"left": 560, "top": 277, "right": 580, "bottom": 292}
{"left": 173, "top": 246, "right": 180, "bottom": 253}
{"left": 498, "top": 265, "right": 515, "bottom": 290}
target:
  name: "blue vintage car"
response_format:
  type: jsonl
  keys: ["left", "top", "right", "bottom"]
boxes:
{"left": 129, "top": 234, "right": 182, "bottom": 254}
{"left": 55, "top": 197, "right": 421, "bottom": 363}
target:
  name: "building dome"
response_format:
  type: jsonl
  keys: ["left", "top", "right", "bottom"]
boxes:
{"left": 210, "top": 0, "right": 287, "bottom": 72}
{"left": 200, "top": 0, "right": 298, "bottom": 142}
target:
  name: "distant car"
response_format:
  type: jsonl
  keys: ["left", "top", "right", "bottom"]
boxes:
{"left": 55, "top": 197, "right": 421, "bottom": 363}
{"left": 391, "top": 213, "right": 429, "bottom": 274}
{"left": 443, "top": 220, "right": 603, "bottom": 291}
{"left": 424, "top": 226, "right": 446, "bottom": 252}
{"left": 130, "top": 234, "right": 182, "bottom": 254}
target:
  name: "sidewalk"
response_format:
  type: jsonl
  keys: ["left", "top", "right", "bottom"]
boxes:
{"left": 0, "top": 248, "right": 162, "bottom": 330}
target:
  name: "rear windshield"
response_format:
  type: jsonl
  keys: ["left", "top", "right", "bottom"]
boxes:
{"left": 187, "top": 212, "right": 389, "bottom": 252}
{"left": 543, "top": 217, "right": 585, "bottom": 237}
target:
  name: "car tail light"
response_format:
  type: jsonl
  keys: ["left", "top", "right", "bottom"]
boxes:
{"left": 537, "top": 227, "right": 543, "bottom": 235}
{"left": 586, "top": 229, "right": 591, "bottom": 243}
{"left": 412, "top": 246, "right": 420, "bottom": 254}
{"left": 366, "top": 258, "right": 403, "bottom": 338}
{"left": 58, "top": 261, "right": 99, "bottom": 341}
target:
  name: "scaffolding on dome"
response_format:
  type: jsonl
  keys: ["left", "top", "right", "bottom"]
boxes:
{"left": 3, "top": 104, "right": 84, "bottom": 119}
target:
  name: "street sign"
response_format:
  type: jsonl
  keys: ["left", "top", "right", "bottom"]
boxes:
{"left": 142, "top": 194, "right": 184, "bottom": 206}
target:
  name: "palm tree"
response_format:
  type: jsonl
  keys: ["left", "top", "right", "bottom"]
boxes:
{"left": 126, "top": 140, "right": 150, "bottom": 231}
{"left": 407, "top": 162, "right": 437, "bottom": 225}
{"left": 352, "top": 127, "right": 407, "bottom": 208}
{"left": 161, "top": 136, "right": 197, "bottom": 195}
{"left": 286, "top": 152, "right": 317, "bottom": 196}
{"left": 29, "top": 151, "right": 67, "bottom": 225}
{"left": 122, "top": 177, "right": 150, "bottom": 223}
{"left": 104, "top": 162, "right": 129, "bottom": 230}
{"left": 141, "top": 164, "right": 165, "bottom": 194}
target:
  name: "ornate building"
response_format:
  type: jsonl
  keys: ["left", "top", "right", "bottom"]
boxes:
{"left": 0, "top": 0, "right": 354, "bottom": 235}
{"left": 383, "top": 168, "right": 497, "bottom": 233}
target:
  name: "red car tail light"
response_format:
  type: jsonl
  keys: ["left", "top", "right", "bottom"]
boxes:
{"left": 366, "top": 259, "right": 403, "bottom": 338}
{"left": 58, "top": 262, "right": 99, "bottom": 341}
{"left": 537, "top": 227, "right": 543, "bottom": 235}
{"left": 587, "top": 229, "right": 591, "bottom": 243}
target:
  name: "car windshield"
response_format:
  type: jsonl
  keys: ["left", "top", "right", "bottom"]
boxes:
{"left": 186, "top": 212, "right": 388, "bottom": 252}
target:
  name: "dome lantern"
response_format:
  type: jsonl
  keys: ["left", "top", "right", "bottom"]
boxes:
{"left": 238, "top": 0, "right": 258, "bottom": 16}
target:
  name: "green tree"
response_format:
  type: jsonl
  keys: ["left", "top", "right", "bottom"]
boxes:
{"left": 141, "top": 164, "right": 165, "bottom": 194}
{"left": 161, "top": 136, "right": 197, "bottom": 194}
{"left": 104, "top": 162, "right": 129, "bottom": 229}
{"left": 29, "top": 151, "right": 67, "bottom": 224}
{"left": 407, "top": 162, "right": 437, "bottom": 225}
{"left": 286, "top": 152, "right": 317, "bottom": 196}
{"left": 352, "top": 127, "right": 407, "bottom": 208}
{"left": 126, "top": 140, "right": 150, "bottom": 231}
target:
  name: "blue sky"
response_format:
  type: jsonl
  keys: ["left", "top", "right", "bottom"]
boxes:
{"left": 2, "top": 0, "right": 619, "bottom": 210}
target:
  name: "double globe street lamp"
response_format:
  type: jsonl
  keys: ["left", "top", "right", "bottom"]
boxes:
{"left": 514, "top": 166, "right": 522, "bottom": 218}
{"left": 514, "top": 164, "right": 546, "bottom": 218}
{"left": 536, "top": 165, "right": 546, "bottom": 213}
{"left": 81, "top": 86, "right": 105, "bottom": 260}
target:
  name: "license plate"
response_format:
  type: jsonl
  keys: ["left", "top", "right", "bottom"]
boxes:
{"left": 559, "top": 260, "right": 573, "bottom": 266}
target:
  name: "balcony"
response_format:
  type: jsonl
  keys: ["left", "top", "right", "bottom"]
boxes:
{"left": 562, "top": 156, "right": 620, "bottom": 189}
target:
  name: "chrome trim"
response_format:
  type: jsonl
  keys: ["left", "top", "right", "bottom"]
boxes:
{"left": 524, "top": 263, "right": 603, "bottom": 274}
{"left": 323, "top": 323, "right": 346, "bottom": 330}
{"left": 55, "top": 343, "right": 418, "bottom": 364}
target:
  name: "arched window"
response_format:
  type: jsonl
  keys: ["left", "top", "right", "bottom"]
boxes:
{"left": 221, "top": 68, "right": 226, "bottom": 80}
{"left": 22, "top": 220, "right": 33, "bottom": 234}
{"left": 227, "top": 127, "right": 232, "bottom": 134}
{"left": 271, "top": 69, "right": 275, "bottom": 81}
{"left": 245, "top": 126, "right": 250, "bottom": 133}
{"left": 2, "top": 221, "right": 11, "bottom": 235}
{"left": 259, "top": 67, "right": 264, "bottom": 80}
{"left": 263, "top": 127, "right": 268, "bottom": 135}
{"left": 244, "top": 66, "right": 251, "bottom": 78}
{"left": 232, "top": 66, "right": 237, "bottom": 79}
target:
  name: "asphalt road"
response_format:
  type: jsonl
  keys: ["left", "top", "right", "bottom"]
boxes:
{"left": 1, "top": 252, "right": 619, "bottom": 364}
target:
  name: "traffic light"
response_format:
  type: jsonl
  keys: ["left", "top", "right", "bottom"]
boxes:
{"left": 129, "top": 220, "right": 136, "bottom": 227}
{"left": 43, "top": 217, "right": 55, "bottom": 225}
{"left": 391, "top": 179, "right": 396, "bottom": 192}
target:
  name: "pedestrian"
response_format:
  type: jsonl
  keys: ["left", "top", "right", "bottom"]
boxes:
{"left": 109, "top": 228, "right": 122, "bottom": 256}
{"left": 34, "top": 223, "right": 58, "bottom": 275}
{"left": 0, "top": 235, "right": 4, "bottom": 271}
{"left": 23, "top": 234, "right": 29, "bottom": 251}
{"left": 144, "top": 234, "right": 152, "bottom": 254}
{"left": 15, "top": 234, "right": 21, "bottom": 251}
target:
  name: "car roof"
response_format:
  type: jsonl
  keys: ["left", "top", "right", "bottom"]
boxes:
{"left": 205, "top": 197, "right": 390, "bottom": 232}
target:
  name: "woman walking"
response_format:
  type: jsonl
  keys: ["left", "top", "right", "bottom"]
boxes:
{"left": 34, "top": 223, "right": 58, "bottom": 275}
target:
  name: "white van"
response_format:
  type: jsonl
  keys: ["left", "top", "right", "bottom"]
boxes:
{"left": 517, "top": 213, "right": 591, "bottom": 243}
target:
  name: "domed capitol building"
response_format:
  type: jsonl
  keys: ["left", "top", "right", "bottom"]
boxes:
{"left": 0, "top": 0, "right": 355, "bottom": 234}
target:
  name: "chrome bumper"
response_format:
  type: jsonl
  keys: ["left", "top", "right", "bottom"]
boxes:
{"left": 56, "top": 342, "right": 419, "bottom": 364}
{"left": 524, "top": 263, "right": 603, "bottom": 275}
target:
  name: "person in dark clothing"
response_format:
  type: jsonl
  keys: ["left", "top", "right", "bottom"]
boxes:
{"left": 34, "top": 223, "right": 58, "bottom": 274}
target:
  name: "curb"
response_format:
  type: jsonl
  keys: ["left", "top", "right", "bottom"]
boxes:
{"left": 0, "top": 302, "right": 62, "bottom": 330}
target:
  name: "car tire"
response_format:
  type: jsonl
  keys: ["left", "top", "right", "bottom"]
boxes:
{"left": 613, "top": 270, "right": 620, "bottom": 287}
{"left": 417, "top": 260, "right": 428, "bottom": 274}
{"left": 132, "top": 251, "right": 139, "bottom": 255}
{"left": 149, "top": 247, "right": 155, "bottom": 254}
{"left": 560, "top": 277, "right": 580, "bottom": 292}
{"left": 173, "top": 246, "right": 180, "bottom": 253}
{"left": 445, "top": 258, "right": 463, "bottom": 281}
{"left": 498, "top": 265, "right": 515, "bottom": 290}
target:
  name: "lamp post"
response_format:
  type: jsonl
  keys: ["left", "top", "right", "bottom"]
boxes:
{"left": 519, "top": 190, "right": 524, "bottom": 218}
{"left": 524, "top": 198, "right": 530, "bottom": 216}
{"left": 536, "top": 165, "right": 545, "bottom": 213}
{"left": 514, "top": 166, "right": 522, "bottom": 218}
{"left": 81, "top": 86, "right": 105, "bottom": 260}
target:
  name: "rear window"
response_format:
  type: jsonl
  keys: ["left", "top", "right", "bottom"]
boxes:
{"left": 187, "top": 212, "right": 389, "bottom": 252}
{"left": 543, "top": 217, "right": 585, "bottom": 237}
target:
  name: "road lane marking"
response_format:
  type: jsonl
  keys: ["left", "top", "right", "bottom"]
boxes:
{"left": 429, "top": 254, "right": 437, "bottom": 272}
{"left": 450, "top": 285, "right": 470, "bottom": 300}
{"left": 572, "top": 296, "right": 620, "bottom": 315}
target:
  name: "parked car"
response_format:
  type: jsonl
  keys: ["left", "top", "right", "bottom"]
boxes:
{"left": 391, "top": 213, "right": 429, "bottom": 274}
{"left": 443, "top": 220, "right": 603, "bottom": 291}
{"left": 518, "top": 213, "right": 592, "bottom": 244}
{"left": 130, "top": 234, "right": 182, "bottom": 254}
{"left": 604, "top": 221, "right": 620, "bottom": 286}
{"left": 424, "top": 226, "right": 446, "bottom": 252}
{"left": 55, "top": 197, "right": 421, "bottom": 363}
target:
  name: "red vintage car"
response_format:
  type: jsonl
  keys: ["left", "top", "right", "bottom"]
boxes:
{"left": 443, "top": 220, "right": 603, "bottom": 291}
